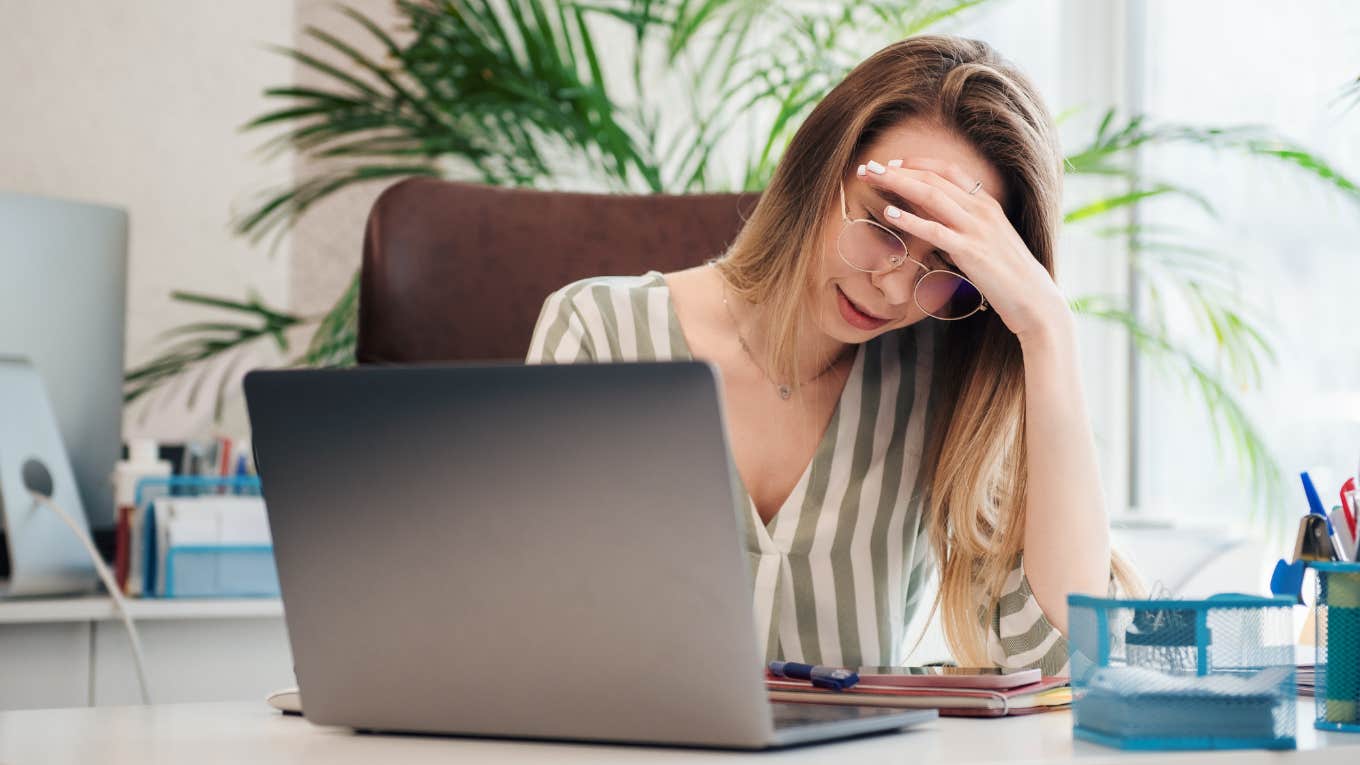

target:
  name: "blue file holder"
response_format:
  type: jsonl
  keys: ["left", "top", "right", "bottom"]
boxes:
{"left": 133, "top": 475, "right": 262, "bottom": 509}
{"left": 1312, "top": 562, "right": 1360, "bottom": 733}
{"left": 1066, "top": 593, "right": 1297, "bottom": 751}
{"left": 163, "top": 544, "right": 279, "bottom": 598}
{"left": 133, "top": 476, "right": 278, "bottom": 598}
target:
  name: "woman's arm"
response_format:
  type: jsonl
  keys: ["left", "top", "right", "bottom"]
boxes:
{"left": 855, "top": 157, "right": 1113, "bottom": 633}
{"left": 1015, "top": 313, "right": 1111, "bottom": 633}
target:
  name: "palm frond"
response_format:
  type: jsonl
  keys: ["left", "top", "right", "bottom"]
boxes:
{"left": 1330, "top": 73, "right": 1360, "bottom": 114}
{"left": 299, "top": 271, "right": 361, "bottom": 368}
{"left": 237, "top": 165, "right": 442, "bottom": 244}
{"left": 123, "top": 291, "right": 305, "bottom": 406}
{"left": 1065, "top": 184, "right": 1216, "bottom": 224}
{"left": 236, "top": 0, "right": 666, "bottom": 243}
{"left": 1066, "top": 108, "right": 1360, "bottom": 203}
{"left": 1072, "top": 296, "right": 1284, "bottom": 519}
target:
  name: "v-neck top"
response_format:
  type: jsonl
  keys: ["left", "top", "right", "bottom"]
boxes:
{"left": 525, "top": 271, "right": 1072, "bottom": 674}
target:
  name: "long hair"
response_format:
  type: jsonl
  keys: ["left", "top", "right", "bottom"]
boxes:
{"left": 713, "top": 34, "right": 1140, "bottom": 665}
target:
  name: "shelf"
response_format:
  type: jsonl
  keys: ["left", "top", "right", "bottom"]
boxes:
{"left": 0, "top": 596, "right": 283, "bottom": 625}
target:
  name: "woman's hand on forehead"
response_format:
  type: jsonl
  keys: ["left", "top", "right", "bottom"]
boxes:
{"left": 855, "top": 156, "right": 1068, "bottom": 341}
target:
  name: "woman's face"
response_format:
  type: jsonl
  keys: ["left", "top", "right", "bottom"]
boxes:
{"left": 808, "top": 119, "right": 1006, "bottom": 344}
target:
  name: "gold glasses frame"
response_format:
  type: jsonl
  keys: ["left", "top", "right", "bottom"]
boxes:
{"left": 836, "top": 181, "right": 988, "bottom": 321}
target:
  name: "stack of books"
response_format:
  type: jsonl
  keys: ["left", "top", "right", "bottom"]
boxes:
{"left": 766, "top": 668, "right": 1072, "bottom": 718}
{"left": 1297, "top": 663, "right": 1316, "bottom": 697}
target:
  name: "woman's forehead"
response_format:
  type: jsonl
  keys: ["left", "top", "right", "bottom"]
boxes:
{"left": 858, "top": 121, "right": 1005, "bottom": 199}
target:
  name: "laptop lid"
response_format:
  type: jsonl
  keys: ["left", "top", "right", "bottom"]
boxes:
{"left": 244, "top": 361, "right": 777, "bottom": 747}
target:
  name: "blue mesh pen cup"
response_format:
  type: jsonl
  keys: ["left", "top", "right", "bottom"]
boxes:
{"left": 1313, "top": 562, "right": 1360, "bottom": 732}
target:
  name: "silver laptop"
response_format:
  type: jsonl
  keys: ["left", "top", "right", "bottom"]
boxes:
{"left": 244, "top": 361, "right": 936, "bottom": 749}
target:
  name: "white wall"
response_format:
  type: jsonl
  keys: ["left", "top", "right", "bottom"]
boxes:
{"left": 0, "top": 0, "right": 296, "bottom": 440}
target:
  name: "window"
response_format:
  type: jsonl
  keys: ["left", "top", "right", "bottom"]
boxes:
{"left": 1131, "top": 0, "right": 1360, "bottom": 531}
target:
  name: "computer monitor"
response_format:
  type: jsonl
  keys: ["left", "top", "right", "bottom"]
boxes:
{"left": 0, "top": 192, "right": 128, "bottom": 529}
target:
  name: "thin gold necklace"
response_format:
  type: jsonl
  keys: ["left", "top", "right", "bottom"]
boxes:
{"left": 719, "top": 278, "right": 848, "bottom": 401}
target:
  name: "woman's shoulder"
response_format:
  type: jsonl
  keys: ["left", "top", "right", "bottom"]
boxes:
{"left": 527, "top": 270, "right": 676, "bottom": 363}
{"left": 536, "top": 271, "right": 673, "bottom": 328}
{"left": 540, "top": 271, "right": 668, "bottom": 312}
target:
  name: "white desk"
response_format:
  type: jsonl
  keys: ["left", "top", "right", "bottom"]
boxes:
{"left": 0, "top": 597, "right": 291, "bottom": 709}
{"left": 1, "top": 699, "right": 1356, "bottom": 764}
{"left": 0, "top": 595, "right": 283, "bottom": 623}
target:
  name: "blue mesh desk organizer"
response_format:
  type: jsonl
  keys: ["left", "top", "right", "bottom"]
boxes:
{"left": 1312, "top": 561, "right": 1360, "bottom": 733}
{"left": 1066, "top": 593, "right": 1297, "bottom": 750}
{"left": 134, "top": 475, "right": 278, "bottom": 598}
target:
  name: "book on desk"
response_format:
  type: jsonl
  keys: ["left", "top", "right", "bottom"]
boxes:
{"left": 765, "top": 674, "right": 1072, "bottom": 718}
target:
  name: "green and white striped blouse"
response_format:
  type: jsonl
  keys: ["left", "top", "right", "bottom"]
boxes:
{"left": 526, "top": 270, "right": 1071, "bottom": 675}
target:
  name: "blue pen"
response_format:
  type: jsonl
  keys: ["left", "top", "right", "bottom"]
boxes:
{"left": 768, "top": 661, "right": 859, "bottom": 691}
{"left": 1302, "top": 471, "right": 1327, "bottom": 516}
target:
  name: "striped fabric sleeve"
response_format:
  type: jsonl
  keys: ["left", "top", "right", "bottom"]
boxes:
{"left": 988, "top": 554, "right": 1120, "bottom": 676}
{"left": 525, "top": 286, "right": 595, "bottom": 364}
{"left": 988, "top": 554, "right": 1072, "bottom": 676}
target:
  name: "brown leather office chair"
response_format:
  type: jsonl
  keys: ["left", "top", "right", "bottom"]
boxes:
{"left": 356, "top": 177, "right": 761, "bottom": 364}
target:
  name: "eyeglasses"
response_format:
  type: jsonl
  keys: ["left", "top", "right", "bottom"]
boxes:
{"left": 836, "top": 182, "right": 988, "bottom": 321}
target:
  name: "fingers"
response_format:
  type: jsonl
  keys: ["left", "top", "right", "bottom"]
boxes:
{"left": 857, "top": 159, "right": 972, "bottom": 231}
{"left": 858, "top": 157, "right": 997, "bottom": 224}
{"left": 882, "top": 200, "right": 968, "bottom": 257}
{"left": 900, "top": 157, "right": 997, "bottom": 209}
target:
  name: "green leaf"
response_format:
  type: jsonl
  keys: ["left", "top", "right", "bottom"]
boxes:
{"left": 299, "top": 271, "right": 361, "bottom": 367}
{"left": 1064, "top": 184, "right": 1216, "bottom": 224}
{"left": 123, "top": 291, "right": 307, "bottom": 408}
{"left": 263, "top": 43, "right": 386, "bottom": 101}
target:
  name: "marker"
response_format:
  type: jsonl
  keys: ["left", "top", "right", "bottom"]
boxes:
{"left": 1331, "top": 506, "right": 1356, "bottom": 562}
{"left": 1347, "top": 492, "right": 1360, "bottom": 558}
{"left": 768, "top": 661, "right": 859, "bottom": 691}
{"left": 1341, "top": 477, "right": 1358, "bottom": 540}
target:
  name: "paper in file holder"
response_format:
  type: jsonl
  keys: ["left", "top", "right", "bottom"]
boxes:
{"left": 133, "top": 475, "right": 279, "bottom": 598}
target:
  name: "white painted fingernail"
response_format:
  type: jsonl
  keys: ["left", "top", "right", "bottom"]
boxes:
{"left": 866, "top": 160, "right": 886, "bottom": 174}
{"left": 856, "top": 164, "right": 867, "bottom": 176}
{"left": 885, "top": 205, "right": 903, "bottom": 219}
{"left": 887, "top": 159, "right": 903, "bottom": 168}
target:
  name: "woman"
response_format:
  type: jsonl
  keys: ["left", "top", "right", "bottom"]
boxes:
{"left": 525, "top": 34, "right": 1137, "bottom": 675}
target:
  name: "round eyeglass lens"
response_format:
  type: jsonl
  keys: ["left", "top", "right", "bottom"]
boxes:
{"left": 837, "top": 220, "right": 908, "bottom": 272}
{"left": 915, "top": 270, "right": 984, "bottom": 320}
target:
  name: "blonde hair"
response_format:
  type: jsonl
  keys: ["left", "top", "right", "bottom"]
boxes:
{"left": 714, "top": 34, "right": 1140, "bottom": 665}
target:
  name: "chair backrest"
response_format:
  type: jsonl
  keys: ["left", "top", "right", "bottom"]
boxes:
{"left": 356, "top": 178, "right": 760, "bottom": 364}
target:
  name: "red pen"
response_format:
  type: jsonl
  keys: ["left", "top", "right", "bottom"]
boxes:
{"left": 1341, "top": 477, "right": 1358, "bottom": 539}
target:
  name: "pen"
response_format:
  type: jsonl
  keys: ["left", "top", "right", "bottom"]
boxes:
{"left": 1302, "top": 471, "right": 1327, "bottom": 516}
{"left": 768, "top": 661, "right": 859, "bottom": 691}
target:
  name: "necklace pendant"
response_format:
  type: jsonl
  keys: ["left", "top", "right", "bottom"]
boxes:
{"left": 778, "top": 385, "right": 792, "bottom": 400}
